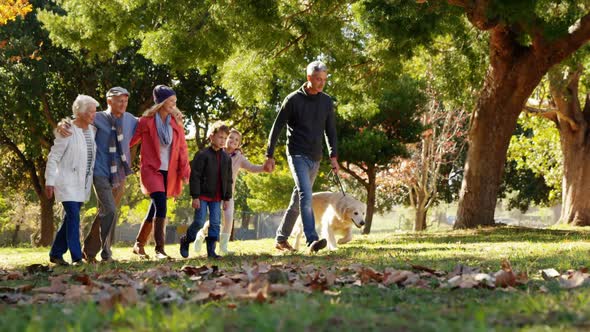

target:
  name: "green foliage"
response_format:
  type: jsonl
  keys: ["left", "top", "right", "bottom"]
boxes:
{"left": 353, "top": 0, "right": 465, "bottom": 58}
{"left": 507, "top": 114, "right": 562, "bottom": 205}
{"left": 244, "top": 167, "right": 293, "bottom": 213}
{"left": 338, "top": 74, "right": 425, "bottom": 174}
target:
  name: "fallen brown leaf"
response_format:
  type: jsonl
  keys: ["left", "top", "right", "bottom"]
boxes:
{"left": 6, "top": 271, "right": 24, "bottom": 280}
{"left": 73, "top": 274, "right": 94, "bottom": 286}
{"left": 559, "top": 271, "right": 586, "bottom": 289}
{"left": 358, "top": 267, "right": 383, "bottom": 283}
{"left": 0, "top": 284, "right": 33, "bottom": 293}
{"left": 411, "top": 264, "right": 445, "bottom": 277}
{"left": 268, "top": 283, "right": 291, "bottom": 295}
{"left": 33, "top": 275, "right": 70, "bottom": 294}
{"left": 494, "top": 270, "right": 516, "bottom": 288}
{"left": 64, "top": 285, "right": 91, "bottom": 302}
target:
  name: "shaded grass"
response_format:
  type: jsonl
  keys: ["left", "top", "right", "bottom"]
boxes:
{"left": 1, "top": 227, "right": 590, "bottom": 331}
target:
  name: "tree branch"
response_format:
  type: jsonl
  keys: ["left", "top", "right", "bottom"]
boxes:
{"left": 445, "top": 0, "right": 498, "bottom": 30}
{"left": 547, "top": 12, "right": 590, "bottom": 65}
{"left": 0, "top": 131, "right": 44, "bottom": 196}
{"left": 273, "top": 33, "right": 308, "bottom": 58}
{"left": 40, "top": 94, "right": 57, "bottom": 128}
{"left": 340, "top": 162, "right": 369, "bottom": 189}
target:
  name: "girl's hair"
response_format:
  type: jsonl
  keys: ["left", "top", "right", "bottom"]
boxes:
{"left": 142, "top": 102, "right": 183, "bottom": 125}
{"left": 228, "top": 128, "right": 243, "bottom": 152}
{"left": 72, "top": 95, "right": 99, "bottom": 118}
{"left": 207, "top": 121, "right": 230, "bottom": 137}
{"left": 229, "top": 128, "right": 242, "bottom": 140}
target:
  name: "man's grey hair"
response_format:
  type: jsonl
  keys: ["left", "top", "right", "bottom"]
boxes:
{"left": 72, "top": 95, "right": 99, "bottom": 118}
{"left": 306, "top": 61, "right": 328, "bottom": 76}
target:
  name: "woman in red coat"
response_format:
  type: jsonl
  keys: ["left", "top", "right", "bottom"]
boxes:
{"left": 131, "top": 85, "right": 190, "bottom": 259}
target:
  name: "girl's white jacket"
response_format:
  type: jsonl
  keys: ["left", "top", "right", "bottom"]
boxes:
{"left": 45, "top": 124, "right": 96, "bottom": 202}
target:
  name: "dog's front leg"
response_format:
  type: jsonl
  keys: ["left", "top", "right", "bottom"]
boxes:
{"left": 337, "top": 227, "right": 352, "bottom": 245}
{"left": 293, "top": 219, "right": 302, "bottom": 250}
{"left": 323, "top": 219, "right": 338, "bottom": 250}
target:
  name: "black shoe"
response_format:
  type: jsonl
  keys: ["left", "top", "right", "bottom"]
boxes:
{"left": 180, "top": 235, "right": 189, "bottom": 258}
{"left": 308, "top": 239, "right": 327, "bottom": 253}
{"left": 49, "top": 256, "right": 69, "bottom": 266}
{"left": 206, "top": 237, "right": 221, "bottom": 259}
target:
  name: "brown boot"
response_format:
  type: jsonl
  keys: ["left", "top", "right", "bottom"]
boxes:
{"left": 133, "top": 219, "right": 153, "bottom": 259}
{"left": 154, "top": 217, "right": 170, "bottom": 260}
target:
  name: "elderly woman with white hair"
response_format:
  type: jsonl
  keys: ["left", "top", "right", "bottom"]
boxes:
{"left": 45, "top": 95, "right": 98, "bottom": 266}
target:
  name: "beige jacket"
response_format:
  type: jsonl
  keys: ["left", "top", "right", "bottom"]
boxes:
{"left": 229, "top": 150, "right": 264, "bottom": 193}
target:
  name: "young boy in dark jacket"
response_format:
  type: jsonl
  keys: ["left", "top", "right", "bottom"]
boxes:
{"left": 180, "top": 121, "right": 232, "bottom": 258}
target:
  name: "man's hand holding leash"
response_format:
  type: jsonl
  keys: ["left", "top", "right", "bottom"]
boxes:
{"left": 330, "top": 156, "right": 339, "bottom": 174}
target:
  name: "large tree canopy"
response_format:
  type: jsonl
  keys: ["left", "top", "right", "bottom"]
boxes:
{"left": 358, "top": 0, "right": 590, "bottom": 228}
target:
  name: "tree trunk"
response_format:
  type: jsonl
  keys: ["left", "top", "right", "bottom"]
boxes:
{"left": 549, "top": 68, "right": 590, "bottom": 226}
{"left": 454, "top": 98, "right": 521, "bottom": 228}
{"left": 455, "top": 31, "right": 545, "bottom": 229}
{"left": 561, "top": 141, "right": 590, "bottom": 225}
{"left": 362, "top": 165, "right": 377, "bottom": 234}
{"left": 38, "top": 195, "right": 54, "bottom": 246}
{"left": 241, "top": 211, "right": 251, "bottom": 229}
{"left": 414, "top": 206, "right": 427, "bottom": 231}
{"left": 11, "top": 223, "right": 21, "bottom": 246}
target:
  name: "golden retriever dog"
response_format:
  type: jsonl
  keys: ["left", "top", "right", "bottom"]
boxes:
{"left": 293, "top": 192, "right": 366, "bottom": 250}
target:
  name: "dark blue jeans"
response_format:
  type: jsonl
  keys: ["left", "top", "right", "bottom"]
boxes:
{"left": 145, "top": 170, "right": 168, "bottom": 220}
{"left": 49, "top": 201, "right": 83, "bottom": 262}
{"left": 186, "top": 200, "right": 221, "bottom": 242}
{"left": 276, "top": 155, "right": 320, "bottom": 245}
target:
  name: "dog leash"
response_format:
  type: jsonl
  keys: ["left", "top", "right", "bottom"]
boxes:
{"left": 329, "top": 169, "right": 346, "bottom": 197}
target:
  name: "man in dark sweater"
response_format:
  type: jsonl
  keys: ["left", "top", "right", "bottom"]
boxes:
{"left": 264, "top": 60, "right": 339, "bottom": 253}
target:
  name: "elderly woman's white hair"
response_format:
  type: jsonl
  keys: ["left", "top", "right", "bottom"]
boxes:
{"left": 72, "top": 95, "right": 99, "bottom": 118}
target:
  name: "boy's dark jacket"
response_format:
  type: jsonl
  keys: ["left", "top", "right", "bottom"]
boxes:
{"left": 190, "top": 147, "right": 233, "bottom": 200}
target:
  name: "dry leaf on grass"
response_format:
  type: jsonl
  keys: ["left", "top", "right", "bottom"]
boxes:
{"left": 541, "top": 269, "right": 560, "bottom": 280}
{"left": 33, "top": 275, "right": 70, "bottom": 294}
{"left": 411, "top": 264, "right": 446, "bottom": 277}
{"left": 0, "top": 284, "right": 33, "bottom": 293}
{"left": 448, "top": 264, "right": 480, "bottom": 278}
{"left": 559, "top": 271, "right": 587, "bottom": 289}
{"left": 5, "top": 271, "right": 25, "bottom": 281}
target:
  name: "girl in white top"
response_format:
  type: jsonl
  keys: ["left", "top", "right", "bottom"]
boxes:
{"left": 195, "top": 129, "right": 267, "bottom": 254}
{"left": 45, "top": 95, "right": 98, "bottom": 266}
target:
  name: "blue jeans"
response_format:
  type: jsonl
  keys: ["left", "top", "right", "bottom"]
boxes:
{"left": 186, "top": 200, "right": 221, "bottom": 242}
{"left": 49, "top": 201, "right": 83, "bottom": 262}
{"left": 276, "top": 155, "right": 320, "bottom": 245}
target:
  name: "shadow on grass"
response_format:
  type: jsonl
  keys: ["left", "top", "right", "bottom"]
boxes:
{"left": 368, "top": 226, "right": 590, "bottom": 244}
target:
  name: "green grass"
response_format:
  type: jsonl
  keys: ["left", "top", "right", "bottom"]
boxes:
{"left": 1, "top": 227, "right": 590, "bottom": 331}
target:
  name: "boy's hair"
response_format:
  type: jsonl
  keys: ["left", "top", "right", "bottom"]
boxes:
{"left": 207, "top": 121, "right": 230, "bottom": 137}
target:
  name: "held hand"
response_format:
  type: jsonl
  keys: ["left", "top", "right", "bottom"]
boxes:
{"left": 330, "top": 157, "right": 340, "bottom": 174}
{"left": 56, "top": 119, "right": 73, "bottom": 137}
{"left": 192, "top": 198, "right": 200, "bottom": 210}
{"left": 45, "top": 186, "right": 54, "bottom": 199}
{"left": 223, "top": 201, "right": 229, "bottom": 210}
{"left": 263, "top": 157, "right": 275, "bottom": 173}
